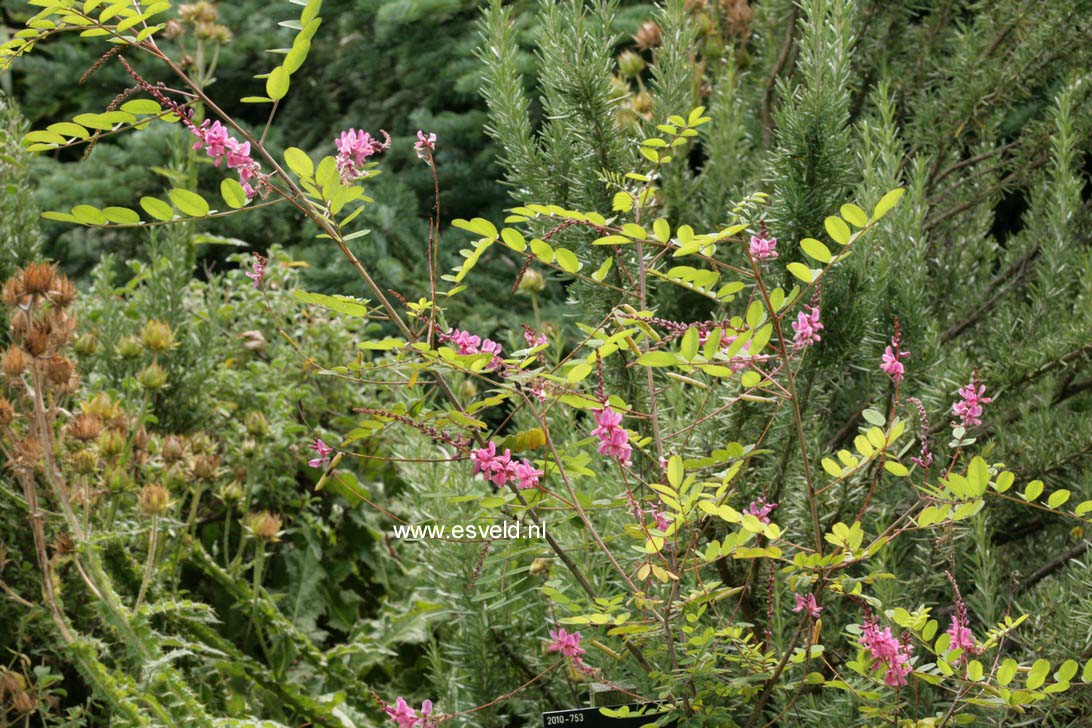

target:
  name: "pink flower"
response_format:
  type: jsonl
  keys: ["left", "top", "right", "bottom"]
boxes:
{"left": 513, "top": 459, "right": 543, "bottom": 490}
{"left": 440, "top": 329, "right": 503, "bottom": 368}
{"left": 881, "top": 337, "right": 909, "bottom": 383}
{"left": 190, "top": 119, "right": 264, "bottom": 199}
{"left": 335, "top": 128, "right": 390, "bottom": 183}
{"left": 952, "top": 375, "right": 992, "bottom": 428}
{"left": 749, "top": 233, "right": 778, "bottom": 260}
{"left": 246, "top": 254, "right": 266, "bottom": 289}
{"left": 793, "top": 592, "right": 822, "bottom": 618}
{"left": 414, "top": 130, "right": 436, "bottom": 160}
{"left": 651, "top": 508, "right": 672, "bottom": 534}
{"left": 946, "top": 614, "right": 975, "bottom": 655}
{"left": 480, "top": 338, "right": 504, "bottom": 369}
{"left": 548, "top": 628, "right": 585, "bottom": 662}
{"left": 591, "top": 404, "right": 631, "bottom": 466}
{"left": 308, "top": 438, "right": 333, "bottom": 468}
{"left": 745, "top": 497, "right": 778, "bottom": 524}
{"left": 470, "top": 442, "right": 515, "bottom": 488}
{"left": 792, "top": 306, "right": 823, "bottom": 350}
{"left": 384, "top": 697, "right": 434, "bottom": 728}
{"left": 523, "top": 328, "right": 548, "bottom": 348}
{"left": 860, "top": 619, "right": 913, "bottom": 688}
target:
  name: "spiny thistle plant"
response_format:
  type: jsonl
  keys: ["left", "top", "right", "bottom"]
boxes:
{"left": 2, "top": 1, "right": 1091, "bottom": 727}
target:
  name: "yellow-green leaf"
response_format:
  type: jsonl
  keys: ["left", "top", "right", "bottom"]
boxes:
{"left": 824, "top": 216, "right": 851, "bottom": 245}
{"left": 284, "top": 147, "right": 314, "bottom": 178}
{"left": 872, "top": 188, "right": 905, "bottom": 221}
{"left": 266, "top": 66, "right": 290, "bottom": 101}
{"left": 800, "top": 237, "right": 832, "bottom": 263}
{"left": 168, "top": 188, "right": 210, "bottom": 217}
{"left": 840, "top": 203, "right": 868, "bottom": 228}
{"left": 140, "top": 196, "right": 174, "bottom": 221}
{"left": 220, "top": 178, "right": 248, "bottom": 209}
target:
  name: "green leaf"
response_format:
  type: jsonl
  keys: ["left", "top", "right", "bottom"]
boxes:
{"left": 612, "top": 191, "right": 633, "bottom": 213}
{"left": 71, "top": 204, "right": 107, "bottom": 225}
{"left": 101, "top": 206, "right": 141, "bottom": 224}
{"left": 530, "top": 238, "right": 553, "bottom": 263}
{"left": 872, "top": 188, "right": 905, "bottom": 221}
{"left": 824, "top": 216, "right": 851, "bottom": 245}
{"left": 680, "top": 328, "right": 698, "bottom": 360}
{"left": 140, "top": 196, "right": 174, "bottom": 221}
{"left": 555, "top": 248, "right": 581, "bottom": 273}
{"left": 291, "top": 290, "right": 368, "bottom": 317}
{"left": 1023, "top": 480, "right": 1044, "bottom": 502}
{"left": 840, "top": 203, "right": 868, "bottom": 228}
{"left": 500, "top": 228, "right": 526, "bottom": 252}
{"left": 1027, "top": 659, "right": 1050, "bottom": 690}
{"left": 591, "top": 257, "right": 613, "bottom": 282}
{"left": 168, "top": 188, "right": 210, "bottom": 217}
{"left": 997, "top": 659, "right": 1018, "bottom": 686}
{"left": 452, "top": 217, "right": 498, "bottom": 239}
{"left": 637, "top": 351, "right": 676, "bottom": 367}
{"left": 653, "top": 218, "right": 670, "bottom": 242}
{"left": 667, "top": 456, "right": 684, "bottom": 488}
{"left": 740, "top": 371, "right": 761, "bottom": 388}
{"left": 566, "top": 363, "right": 592, "bottom": 383}
{"left": 786, "top": 262, "right": 812, "bottom": 282}
{"left": 284, "top": 147, "right": 314, "bottom": 178}
{"left": 1047, "top": 489, "right": 1071, "bottom": 509}
{"left": 1056, "top": 659, "right": 1079, "bottom": 683}
{"left": 220, "top": 178, "right": 248, "bottom": 209}
{"left": 266, "top": 66, "right": 290, "bottom": 101}
{"left": 120, "top": 99, "right": 161, "bottom": 115}
{"left": 884, "top": 461, "right": 909, "bottom": 477}
{"left": 800, "top": 237, "right": 832, "bottom": 263}
{"left": 46, "top": 122, "right": 89, "bottom": 139}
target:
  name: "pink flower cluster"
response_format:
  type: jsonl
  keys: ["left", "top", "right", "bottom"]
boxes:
{"left": 308, "top": 438, "right": 333, "bottom": 468}
{"left": 881, "top": 334, "right": 909, "bottom": 383}
{"left": 246, "top": 254, "right": 266, "bottom": 289}
{"left": 947, "top": 614, "right": 975, "bottom": 656}
{"left": 523, "top": 328, "right": 548, "bottom": 348}
{"left": 860, "top": 619, "right": 913, "bottom": 687}
{"left": 792, "top": 306, "right": 823, "bottom": 350}
{"left": 591, "top": 404, "right": 631, "bottom": 466}
{"left": 414, "top": 130, "right": 436, "bottom": 161}
{"left": 440, "top": 328, "right": 504, "bottom": 369}
{"left": 470, "top": 442, "right": 542, "bottom": 490}
{"left": 793, "top": 592, "right": 822, "bottom": 618}
{"left": 697, "top": 329, "right": 753, "bottom": 373}
{"left": 191, "top": 120, "right": 263, "bottom": 198}
{"left": 548, "top": 628, "right": 585, "bottom": 664}
{"left": 952, "top": 375, "right": 992, "bottom": 428}
{"left": 749, "top": 233, "right": 778, "bottom": 261}
{"left": 746, "top": 497, "right": 778, "bottom": 524}
{"left": 335, "top": 128, "right": 390, "bottom": 183}
{"left": 384, "top": 697, "right": 434, "bottom": 728}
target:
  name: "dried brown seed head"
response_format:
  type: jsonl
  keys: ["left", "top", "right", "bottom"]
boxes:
{"left": 68, "top": 413, "right": 102, "bottom": 442}
{"left": 138, "top": 483, "right": 170, "bottom": 516}
{"left": 21, "top": 262, "right": 57, "bottom": 296}
{"left": 46, "top": 275, "right": 77, "bottom": 307}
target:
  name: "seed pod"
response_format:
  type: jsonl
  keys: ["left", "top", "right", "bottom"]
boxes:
{"left": 45, "top": 355, "right": 74, "bottom": 388}
{"left": 21, "top": 262, "right": 57, "bottom": 296}
{"left": 1, "top": 347, "right": 29, "bottom": 378}
{"left": 47, "top": 274, "right": 77, "bottom": 307}
{"left": 0, "top": 398, "right": 14, "bottom": 426}
{"left": 245, "top": 510, "right": 283, "bottom": 542}
{"left": 616, "top": 50, "right": 645, "bottom": 79}
{"left": 161, "top": 434, "right": 186, "bottom": 463}
{"left": 67, "top": 413, "right": 102, "bottom": 441}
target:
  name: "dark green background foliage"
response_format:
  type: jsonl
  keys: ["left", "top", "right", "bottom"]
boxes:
{"left": 1, "top": 0, "right": 1091, "bottom": 725}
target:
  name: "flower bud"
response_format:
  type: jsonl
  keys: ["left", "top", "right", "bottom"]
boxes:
{"left": 529, "top": 557, "right": 553, "bottom": 576}
{"left": 220, "top": 480, "right": 244, "bottom": 504}
{"left": 73, "top": 332, "right": 99, "bottom": 356}
{"left": 634, "top": 20, "right": 662, "bottom": 50}
{"left": 117, "top": 335, "right": 143, "bottom": 359}
{"left": 2, "top": 275, "right": 27, "bottom": 307}
{"left": 190, "top": 431, "right": 214, "bottom": 454}
{"left": 617, "top": 50, "right": 646, "bottom": 79}
{"left": 83, "top": 392, "right": 120, "bottom": 421}
{"left": 133, "top": 426, "right": 150, "bottom": 453}
{"left": 21, "top": 262, "right": 57, "bottom": 296}
{"left": 164, "top": 18, "right": 185, "bottom": 39}
{"left": 244, "top": 411, "right": 268, "bottom": 436}
{"left": 67, "top": 413, "right": 102, "bottom": 442}
{"left": 44, "top": 355, "right": 74, "bottom": 388}
{"left": 138, "top": 483, "right": 170, "bottom": 516}
{"left": 138, "top": 362, "right": 168, "bottom": 391}
{"left": 161, "top": 434, "right": 186, "bottom": 463}
{"left": 518, "top": 268, "right": 546, "bottom": 295}
{"left": 47, "top": 274, "right": 77, "bottom": 307}
{"left": 98, "top": 429, "right": 126, "bottom": 461}
{"left": 72, "top": 448, "right": 99, "bottom": 475}
{"left": 104, "top": 467, "right": 135, "bottom": 493}
{"left": 459, "top": 379, "right": 478, "bottom": 400}
{"left": 240, "top": 437, "right": 259, "bottom": 457}
{"left": 609, "top": 74, "right": 630, "bottom": 98}
{"left": 192, "top": 453, "right": 221, "bottom": 481}
{"left": 140, "top": 319, "right": 174, "bottom": 352}
{"left": 632, "top": 90, "right": 652, "bottom": 116}
{"left": 245, "top": 511, "right": 282, "bottom": 542}
{"left": 2, "top": 347, "right": 29, "bottom": 378}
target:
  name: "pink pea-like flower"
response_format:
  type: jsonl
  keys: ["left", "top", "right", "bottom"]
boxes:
{"left": 749, "top": 233, "right": 778, "bottom": 261}
{"left": 591, "top": 404, "right": 631, "bottom": 466}
{"left": 548, "top": 627, "right": 586, "bottom": 662}
{"left": 308, "top": 438, "right": 333, "bottom": 468}
{"left": 513, "top": 459, "right": 543, "bottom": 490}
{"left": 524, "top": 328, "right": 548, "bottom": 348}
{"left": 335, "top": 128, "right": 390, "bottom": 183}
{"left": 952, "top": 375, "right": 992, "bottom": 428}
{"left": 860, "top": 619, "right": 913, "bottom": 688}
{"left": 792, "top": 306, "right": 823, "bottom": 350}
{"left": 880, "top": 333, "right": 910, "bottom": 383}
{"left": 793, "top": 592, "right": 822, "bottom": 618}
{"left": 745, "top": 497, "right": 778, "bottom": 524}
{"left": 384, "top": 697, "right": 434, "bottom": 728}
{"left": 947, "top": 614, "right": 975, "bottom": 655}
{"left": 245, "top": 254, "right": 266, "bottom": 289}
{"left": 414, "top": 130, "right": 437, "bottom": 160}
{"left": 190, "top": 119, "right": 264, "bottom": 198}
